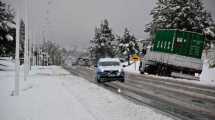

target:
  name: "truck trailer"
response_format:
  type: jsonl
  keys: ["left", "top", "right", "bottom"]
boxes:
{"left": 139, "top": 29, "right": 205, "bottom": 80}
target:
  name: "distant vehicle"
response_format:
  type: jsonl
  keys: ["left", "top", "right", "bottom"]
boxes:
{"left": 96, "top": 58, "right": 125, "bottom": 83}
{"left": 139, "top": 29, "right": 205, "bottom": 79}
{"left": 77, "top": 57, "right": 91, "bottom": 66}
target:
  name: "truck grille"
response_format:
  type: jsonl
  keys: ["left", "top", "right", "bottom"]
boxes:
{"left": 103, "top": 70, "right": 119, "bottom": 75}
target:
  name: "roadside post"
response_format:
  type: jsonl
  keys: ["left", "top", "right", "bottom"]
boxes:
{"left": 24, "top": 0, "right": 29, "bottom": 81}
{"left": 14, "top": 2, "right": 20, "bottom": 96}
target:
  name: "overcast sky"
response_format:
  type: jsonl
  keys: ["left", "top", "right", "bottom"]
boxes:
{"left": 6, "top": 0, "right": 215, "bottom": 50}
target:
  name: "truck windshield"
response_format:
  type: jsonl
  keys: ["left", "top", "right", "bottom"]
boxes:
{"left": 99, "top": 61, "right": 120, "bottom": 66}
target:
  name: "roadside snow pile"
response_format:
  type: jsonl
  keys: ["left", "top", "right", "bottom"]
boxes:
{"left": 123, "top": 61, "right": 140, "bottom": 74}
{"left": 0, "top": 66, "right": 174, "bottom": 120}
{"left": 200, "top": 61, "right": 215, "bottom": 85}
{"left": 0, "top": 57, "right": 15, "bottom": 71}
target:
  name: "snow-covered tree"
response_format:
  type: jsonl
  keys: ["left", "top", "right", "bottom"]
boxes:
{"left": 19, "top": 19, "right": 25, "bottom": 58}
{"left": 89, "top": 19, "right": 116, "bottom": 62}
{"left": 145, "top": 0, "right": 215, "bottom": 41}
{"left": 0, "top": 1, "right": 15, "bottom": 56}
{"left": 116, "top": 28, "right": 140, "bottom": 58}
{"left": 40, "top": 40, "right": 58, "bottom": 65}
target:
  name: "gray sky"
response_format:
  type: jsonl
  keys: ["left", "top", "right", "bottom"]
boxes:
{"left": 6, "top": 0, "right": 215, "bottom": 50}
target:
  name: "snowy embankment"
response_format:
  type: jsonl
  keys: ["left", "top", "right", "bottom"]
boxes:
{"left": 123, "top": 61, "right": 140, "bottom": 74}
{"left": 200, "top": 60, "right": 215, "bottom": 85}
{"left": 123, "top": 60, "right": 215, "bottom": 87}
{"left": 0, "top": 59, "right": 174, "bottom": 120}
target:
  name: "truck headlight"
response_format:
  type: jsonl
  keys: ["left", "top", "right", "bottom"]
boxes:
{"left": 99, "top": 68, "right": 104, "bottom": 73}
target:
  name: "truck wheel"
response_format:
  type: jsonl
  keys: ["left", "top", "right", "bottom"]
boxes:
{"left": 120, "top": 78, "right": 125, "bottom": 83}
{"left": 97, "top": 78, "right": 101, "bottom": 83}
{"left": 140, "top": 71, "right": 144, "bottom": 74}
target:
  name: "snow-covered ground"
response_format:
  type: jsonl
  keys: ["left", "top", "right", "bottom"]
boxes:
{"left": 123, "top": 61, "right": 140, "bottom": 74}
{"left": 0, "top": 59, "right": 174, "bottom": 120}
{"left": 123, "top": 60, "right": 215, "bottom": 87}
{"left": 200, "top": 60, "right": 215, "bottom": 85}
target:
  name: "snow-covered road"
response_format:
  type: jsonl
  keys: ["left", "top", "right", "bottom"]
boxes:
{"left": 0, "top": 65, "right": 175, "bottom": 120}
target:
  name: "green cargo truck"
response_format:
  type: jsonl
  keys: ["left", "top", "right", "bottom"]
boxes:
{"left": 139, "top": 29, "right": 205, "bottom": 79}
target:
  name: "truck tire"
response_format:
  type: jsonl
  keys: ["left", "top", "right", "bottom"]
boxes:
{"left": 140, "top": 71, "right": 144, "bottom": 74}
{"left": 120, "top": 78, "right": 125, "bottom": 83}
{"left": 96, "top": 77, "right": 101, "bottom": 83}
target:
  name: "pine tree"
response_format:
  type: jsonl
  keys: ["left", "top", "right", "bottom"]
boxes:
{"left": 19, "top": 19, "right": 25, "bottom": 58}
{"left": 145, "top": 0, "right": 215, "bottom": 40}
{"left": 89, "top": 19, "right": 116, "bottom": 62}
{"left": 89, "top": 27, "right": 100, "bottom": 62}
{"left": 0, "top": 1, "right": 15, "bottom": 56}
{"left": 117, "top": 28, "right": 140, "bottom": 58}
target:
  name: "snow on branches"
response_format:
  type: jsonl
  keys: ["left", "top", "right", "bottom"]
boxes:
{"left": 146, "top": 0, "right": 215, "bottom": 40}
{"left": 89, "top": 19, "right": 116, "bottom": 61}
{"left": 0, "top": 1, "right": 15, "bottom": 56}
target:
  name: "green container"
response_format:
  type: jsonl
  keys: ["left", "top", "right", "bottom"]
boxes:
{"left": 153, "top": 29, "right": 204, "bottom": 59}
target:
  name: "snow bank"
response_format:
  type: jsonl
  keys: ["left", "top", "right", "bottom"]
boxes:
{"left": 200, "top": 61, "right": 215, "bottom": 86}
{"left": 0, "top": 65, "right": 174, "bottom": 120}
{"left": 123, "top": 61, "right": 140, "bottom": 74}
{"left": 0, "top": 66, "right": 95, "bottom": 120}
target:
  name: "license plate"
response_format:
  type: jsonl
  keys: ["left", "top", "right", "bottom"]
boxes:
{"left": 108, "top": 74, "right": 115, "bottom": 77}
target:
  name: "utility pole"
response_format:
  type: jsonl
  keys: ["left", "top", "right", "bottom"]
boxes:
{"left": 28, "top": 0, "right": 32, "bottom": 70}
{"left": 14, "top": 2, "right": 20, "bottom": 96}
{"left": 24, "top": 0, "right": 29, "bottom": 81}
{"left": 28, "top": 32, "right": 32, "bottom": 70}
